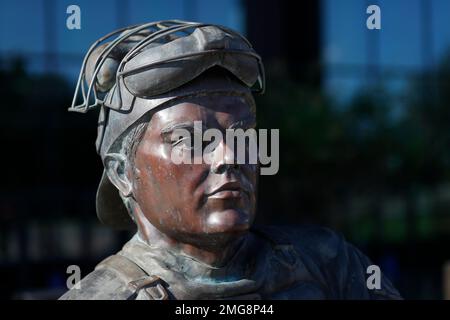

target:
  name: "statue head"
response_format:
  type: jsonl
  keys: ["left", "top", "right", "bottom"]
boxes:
{"left": 70, "top": 21, "right": 265, "bottom": 251}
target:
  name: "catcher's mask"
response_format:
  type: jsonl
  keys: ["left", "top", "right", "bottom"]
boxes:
{"left": 69, "top": 20, "right": 265, "bottom": 229}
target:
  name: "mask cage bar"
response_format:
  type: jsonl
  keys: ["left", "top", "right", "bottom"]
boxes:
{"left": 114, "top": 22, "right": 264, "bottom": 109}
{"left": 69, "top": 20, "right": 193, "bottom": 113}
{"left": 69, "top": 20, "right": 264, "bottom": 113}
{"left": 118, "top": 49, "right": 264, "bottom": 97}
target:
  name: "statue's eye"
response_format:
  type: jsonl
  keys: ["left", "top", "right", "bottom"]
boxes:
{"left": 171, "top": 130, "right": 202, "bottom": 151}
{"left": 172, "top": 131, "right": 212, "bottom": 158}
{"left": 172, "top": 136, "right": 192, "bottom": 149}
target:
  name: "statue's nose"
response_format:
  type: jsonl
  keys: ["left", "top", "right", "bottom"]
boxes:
{"left": 210, "top": 139, "right": 239, "bottom": 174}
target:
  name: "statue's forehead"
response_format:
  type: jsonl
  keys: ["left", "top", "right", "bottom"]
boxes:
{"left": 150, "top": 94, "right": 255, "bottom": 128}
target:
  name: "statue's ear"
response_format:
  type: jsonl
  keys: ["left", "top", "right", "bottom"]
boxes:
{"left": 104, "top": 153, "right": 133, "bottom": 197}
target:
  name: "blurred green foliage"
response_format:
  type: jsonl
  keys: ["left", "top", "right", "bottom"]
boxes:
{"left": 255, "top": 56, "right": 450, "bottom": 246}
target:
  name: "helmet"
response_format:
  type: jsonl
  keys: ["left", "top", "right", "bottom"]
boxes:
{"left": 69, "top": 20, "right": 265, "bottom": 229}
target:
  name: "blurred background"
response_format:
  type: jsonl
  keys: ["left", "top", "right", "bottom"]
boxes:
{"left": 1, "top": 0, "right": 450, "bottom": 299}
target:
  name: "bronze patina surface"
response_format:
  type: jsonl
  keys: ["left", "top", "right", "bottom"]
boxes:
{"left": 60, "top": 20, "right": 401, "bottom": 300}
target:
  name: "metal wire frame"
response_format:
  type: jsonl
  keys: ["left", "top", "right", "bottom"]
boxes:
{"left": 119, "top": 49, "right": 264, "bottom": 94}
{"left": 69, "top": 20, "right": 194, "bottom": 113}
{"left": 69, "top": 20, "right": 265, "bottom": 113}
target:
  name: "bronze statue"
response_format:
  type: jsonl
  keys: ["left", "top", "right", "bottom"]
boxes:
{"left": 59, "top": 20, "right": 401, "bottom": 300}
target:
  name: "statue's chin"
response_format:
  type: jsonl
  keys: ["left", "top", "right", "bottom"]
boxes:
{"left": 204, "top": 209, "right": 252, "bottom": 234}
{"left": 144, "top": 208, "right": 253, "bottom": 250}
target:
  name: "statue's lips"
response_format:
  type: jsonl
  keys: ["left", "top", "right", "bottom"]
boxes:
{"left": 208, "top": 190, "right": 243, "bottom": 199}
{"left": 205, "top": 181, "right": 248, "bottom": 199}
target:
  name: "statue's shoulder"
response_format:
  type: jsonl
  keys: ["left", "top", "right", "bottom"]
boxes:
{"left": 253, "top": 223, "right": 370, "bottom": 272}
{"left": 252, "top": 224, "right": 402, "bottom": 299}
{"left": 252, "top": 224, "right": 345, "bottom": 262}
{"left": 59, "top": 254, "right": 147, "bottom": 300}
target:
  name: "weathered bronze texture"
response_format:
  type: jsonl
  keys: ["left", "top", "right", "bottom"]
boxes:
{"left": 59, "top": 20, "right": 401, "bottom": 300}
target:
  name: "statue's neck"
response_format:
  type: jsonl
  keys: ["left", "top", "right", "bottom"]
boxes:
{"left": 132, "top": 205, "right": 246, "bottom": 268}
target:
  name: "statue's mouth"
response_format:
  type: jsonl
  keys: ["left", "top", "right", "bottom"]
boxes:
{"left": 208, "top": 189, "right": 243, "bottom": 199}
{"left": 205, "top": 181, "right": 248, "bottom": 199}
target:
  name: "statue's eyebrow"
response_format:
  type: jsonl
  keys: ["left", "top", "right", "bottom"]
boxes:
{"left": 228, "top": 116, "right": 256, "bottom": 129}
{"left": 160, "top": 117, "right": 255, "bottom": 135}
{"left": 160, "top": 121, "right": 206, "bottom": 135}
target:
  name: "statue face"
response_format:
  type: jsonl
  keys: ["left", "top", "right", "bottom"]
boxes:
{"left": 131, "top": 94, "right": 258, "bottom": 247}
